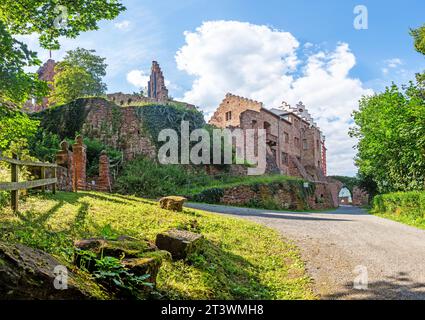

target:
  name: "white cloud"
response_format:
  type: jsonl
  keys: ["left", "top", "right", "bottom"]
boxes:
{"left": 114, "top": 20, "right": 131, "bottom": 31}
{"left": 127, "top": 70, "right": 149, "bottom": 88}
{"left": 385, "top": 58, "right": 403, "bottom": 68}
{"left": 176, "top": 20, "right": 373, "bottom": 176}
{"left": 381, "top": 58, "right": 404, "bottom": 75}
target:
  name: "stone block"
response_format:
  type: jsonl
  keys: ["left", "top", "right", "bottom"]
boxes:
{"left": 155, "top": 229, "right": 204, "bottom": 260}
{"left": 159, "top": 196, "right": 187, "bottom": 212}
{"left": 74, "top": 236, "right": 157, "bottom": 271}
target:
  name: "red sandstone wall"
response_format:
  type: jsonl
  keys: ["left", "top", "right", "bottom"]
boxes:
{"left": 212, "top": 181, "right": 336, "bottom": 210}
{"left": 209, "top": 93, "right": 263, "bottom": 128}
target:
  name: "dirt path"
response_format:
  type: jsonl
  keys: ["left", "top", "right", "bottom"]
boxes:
{"left": 186, "top": 203, "right": 425, "bottom": 300}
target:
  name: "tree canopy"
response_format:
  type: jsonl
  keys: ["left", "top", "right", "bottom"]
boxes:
{"left": 0, "top": 0, "right": 125, "bottom": 153}
{"left": 410, "top": 24, "right": 425, "bottom": 56}
{"left": 351, "top": 24, "right": 425, "bottom": 194}
{"left": 50, "top": 48, "right": 108, "bottom": 105}
{"left": 350, "top": 80, "right": 425, "bottom": 193}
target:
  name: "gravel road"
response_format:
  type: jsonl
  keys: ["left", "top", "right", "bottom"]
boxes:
{"left": 185, "top": 203, "right": 425, "bottom": 300}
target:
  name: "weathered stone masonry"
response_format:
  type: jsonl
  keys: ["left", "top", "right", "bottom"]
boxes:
{"left": 209, "top": 93, "right": 327, "bottom": 182}
{"left": 56, "top": 136, "right": 112, "bottom": 192}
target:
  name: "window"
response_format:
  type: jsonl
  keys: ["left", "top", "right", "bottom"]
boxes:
{"left": 264, "top": 121, "right": 271, "bottom": 134}
{"left": 316, "top": 139, "right": 320, "bottom": 150}
{"left": 294, "top": 137, "right": 300, "bottom": 148}
{"left": 303, "top": 139, "right": 308, "bottom": 150}
{"left": 225, "top": 111, "right": 232, "bottom": 121}
{"left": 251, "top": 120, "right": 257, "bottom": 128}
{"left": 282, "top": 152, "right": 289, "bottom": 165}
{"left": 284, "top": 132, "right": 289, "bottom": 143}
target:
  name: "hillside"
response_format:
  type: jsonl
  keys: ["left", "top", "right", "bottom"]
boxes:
{"left": 0, "top": 191, "right": 315, "bottom": 300}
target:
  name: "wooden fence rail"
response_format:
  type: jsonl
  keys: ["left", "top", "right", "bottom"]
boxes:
{"left": 0, "top": 154, "right": 57, "bottom": 212}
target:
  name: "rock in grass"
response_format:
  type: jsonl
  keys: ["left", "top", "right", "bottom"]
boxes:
{"left": 122, "top": 250, "right": 171, "bottom": 284}
{"left": 159, "top": 196, "right": 187, "bottom": 212}
{"left": 0, "top": 242, "right": 108, "bottom": 300}
{"left": 73, "top": 236, "right": 170, "bottom": 296}
{"left": 155, "top": 229, "right": 204, "bottom": 260}
{"left": 73, "top": 236, "right": 157, "bottom": 271}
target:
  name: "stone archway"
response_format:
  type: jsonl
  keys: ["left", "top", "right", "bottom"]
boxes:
{"left": 338, "top": 186, "right": 352, "bottom": 205}
{"left": 326, "top": 177, "right": 369, "bottom": 207}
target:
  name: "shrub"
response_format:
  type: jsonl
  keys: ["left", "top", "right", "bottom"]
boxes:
{"left": 372, "top": 191, "right": 425, "bottom": 220}
{"left": 114, "top": 156, "right": 209, "bottom": 198}
{"left": 192, "top": 188, "right": 224, "bottom": 204}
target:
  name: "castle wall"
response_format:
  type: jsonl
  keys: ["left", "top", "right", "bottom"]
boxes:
{"left": 214, "top": 94, "right": 325, "bottom": 181}
{"left": 209, "top": 93, "right": 263, "bottom": 128}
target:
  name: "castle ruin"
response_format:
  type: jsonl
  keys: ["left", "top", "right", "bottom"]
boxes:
{"left": 147, "top": 61, "right": 169, "bottom": 102}
{"left": 209, "top": 93, "right": 327, "bottom": 182}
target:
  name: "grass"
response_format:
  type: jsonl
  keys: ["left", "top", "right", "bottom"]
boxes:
{"left": 371, "top": 211, "right": 425, "bottom": 230}
{"left": 370, "top": 191, "right": 425, "bottom": 230}
{"left": 0, "top": 191, "right": 315, "bottom": 300}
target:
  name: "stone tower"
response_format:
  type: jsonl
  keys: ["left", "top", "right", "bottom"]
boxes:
{"left": 147, "top": 61, "right": 169, "bottom": 102}
{"left": 24, "top": 59, "right": 56, "bottom": 113}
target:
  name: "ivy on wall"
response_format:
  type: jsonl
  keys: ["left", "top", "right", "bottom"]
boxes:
{"left": 134, "top": 103, "right": 206, "bottom": 150}
{"left": 32, "top": 98, "right": 91, "bottom": 140}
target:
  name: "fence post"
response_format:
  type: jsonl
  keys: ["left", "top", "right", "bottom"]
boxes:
{"left": 40, "top": 166, "right": 46, "bottom": 193}
{"left": 11, "top": 154, "right": 19, "bottom": 212}
{"left": 52, "top": 166, "right": 57, "bottom": 195}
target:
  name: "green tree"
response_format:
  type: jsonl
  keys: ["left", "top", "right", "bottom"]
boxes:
{"left": 0, "top": 21, "right": 48, "bottom": 107}
{"left": 0, "top": 108, "right": 39, "bottom": 151}
{"left": 410, "top": 24, "right": 425, "bottom": 85}
{"left": 61, "top": 47, "right": 108, "bottom": 92}
{"left": 350, "top": 81, "right": 425, "bottom": 193}
{"left": 50, "top": 62, "right": 103, "bottom": 105}
{"left": 50, "top": 48, "right": 108, "bottom": 104}
{"left": 410, "top": 24, "right": 425, "bottom": 55}
{"left": 0, "top": 0, "right": 125, "bottom": 152}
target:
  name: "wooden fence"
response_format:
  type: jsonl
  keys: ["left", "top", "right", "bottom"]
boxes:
{"left": 0, "top": 154, "right": 57, "bottom": 212}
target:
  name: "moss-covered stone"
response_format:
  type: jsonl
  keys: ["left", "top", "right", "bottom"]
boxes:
{"left": 0, "top": 241, "right": 110, "bottom": 300}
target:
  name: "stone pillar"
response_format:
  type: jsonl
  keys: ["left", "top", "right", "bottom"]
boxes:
{"left": 352, "top": 187, "right": 369, "bottom": 206}
{"left": 72, "top": 135, "right": 87, "bottom": 191}
{"left": 97, "top": 150, "right": 111, "bottom": 192}
{"left": 56, "top": 141, "right": 74, "bottom": 192}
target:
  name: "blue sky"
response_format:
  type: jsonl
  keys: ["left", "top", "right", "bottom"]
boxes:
{"left": 21, "top": 0, "right": 425, "bottom": 176}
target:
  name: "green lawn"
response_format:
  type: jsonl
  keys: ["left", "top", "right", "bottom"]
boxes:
{"left": 370, "top": 191, "right": 425, "bottom": 230}
{"left": 371, "top": 211, "right": 425, "bottom": 230}
{"left": 0, "top": 191, "right": 315, "bottom": 300}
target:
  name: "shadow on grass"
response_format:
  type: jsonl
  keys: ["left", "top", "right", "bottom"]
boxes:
{"left": 158, "top": 239, "right": 277, "bottom": 300}
{"left": 323, "top": 272, "right": 425, "bottom": 300}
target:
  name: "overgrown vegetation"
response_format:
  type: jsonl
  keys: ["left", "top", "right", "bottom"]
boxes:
{"left": 64, "top": 137, "right": 122, "bottom": 177}
{"left": 189, "top": 177, "right": 315, "bottom": 211}
{"left": 32, "top": 98, "right": 91, "bottom": 140}
{"left": 371, "top": 191, "right": 425, "bottom": 229}
{"left": 114, "top": 155, "right": 308, "bottom": 202}
{"left": 114, "top": 157, "right": 210, "bottom": 198}
{"left": 0, "top": 191, "right": 315, "bottom": 300}
{"left": 134, "top": 103, "right": 206, "bottom": 150}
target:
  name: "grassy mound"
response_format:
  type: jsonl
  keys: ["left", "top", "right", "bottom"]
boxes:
{"left": 0, "top": 191, "right": 315, "bottom": 300}
{"left": 371, "top": 191, "right": 425, "bottom": 229}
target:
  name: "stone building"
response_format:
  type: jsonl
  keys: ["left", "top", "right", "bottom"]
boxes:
{"left": 147, "top": 61, "right": 169, "bottom": 102}
{"left": 209, "top": 93, "right": 327, "bottom": 182}
{"left": 24, "top": 59, "right": 57, "bottom": 113}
